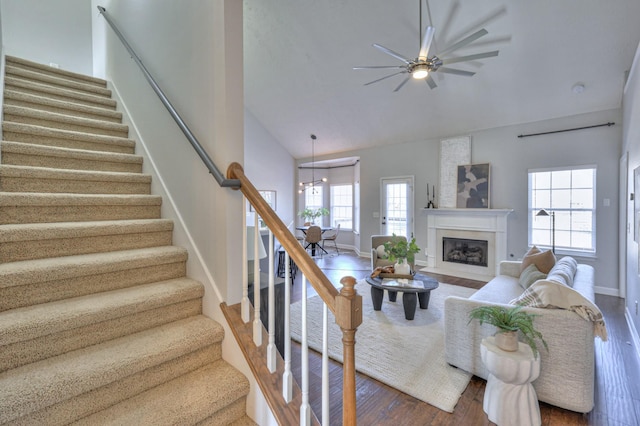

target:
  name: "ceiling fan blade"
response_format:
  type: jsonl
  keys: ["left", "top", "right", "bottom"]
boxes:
{"left": 393, "top": 76, "right": 411, "bottom": 92}
{"left": 364, "top": 71, "right": 405, "bottom": 86}
{"left": 425, "top": 74, "right": 437, "bottom": 89}
{"left": 373, "top": 44, "right": 412, "bottom": 64}
{"left": 441, "top": 50, "right": 499, "bottom": 65}
{"left": 437, "top": 67, "right": 476, "bottom": 76}
{"left": 418, "top": 26, "right": 436, "bottom": 61}
{"left": 439, "top": 28, "right": 488, "bottom": 56}
{"left": 353, "top": 65, "right": 406, "bottom": 70}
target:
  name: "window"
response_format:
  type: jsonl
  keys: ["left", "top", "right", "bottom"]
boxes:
{"left": 330, "top": 184, "right": 353, "bottom": 229}
{"left": 304, "top": 186, "right": 323, "bottom": 224}
{"left": 528, "top": 166, "right": 596, "bottom": 254}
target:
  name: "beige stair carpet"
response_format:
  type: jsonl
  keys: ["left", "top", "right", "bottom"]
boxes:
{"left": 0, "top": 55, "right": 254, "bottom": 425}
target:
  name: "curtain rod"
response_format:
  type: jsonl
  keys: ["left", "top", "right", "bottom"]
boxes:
{"left": 517, "top": 122, "right": 615, "bottom": 139}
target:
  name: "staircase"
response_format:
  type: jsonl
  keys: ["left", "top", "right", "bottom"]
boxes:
{"left": 0, "top": 56, "right": 254, "bottom": 425}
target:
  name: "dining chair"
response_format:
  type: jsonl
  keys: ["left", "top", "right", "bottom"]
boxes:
{"left": 304, "top": 225, "right": 324, "bottom": 257}
{"left": 321, "top": 223, "right": 341, "bottom": 254}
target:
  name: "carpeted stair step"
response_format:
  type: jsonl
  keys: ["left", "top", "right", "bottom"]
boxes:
{"left": 6, "top": 55, "right": 108, "bottom": 88}
{"left": 0, "top": 219, "right": 173, "bottom": 263}
{"left": 0, "top": 165, "right": 151, "bottom": 194}
{"left": 0, "top": 192, "right": 161, "bottom": 224}
{"left": 2, "top": 121, "right": 135, "bottom": 153}
{"left": 0, "top": 316, "right": 224, "bottom": 425}
{"left": 3, "top": 105, "right": 129, "bottom": 138}
{"left": 0, "top": 246, "right": 189, "bottom": 312}
{"left": 0, "top": 278, "right": 204, "bottom": 372}
{"left": 5, "top": 76, "right": 117, "bottom": 110}
{"left": 6, "top": 65, "right": 112, "bottom": 98}
{"left": 0, "top": 141, "right": 142, "bottom": 173}
{"left": 3, "top": 90, "right": 123, "bottom": 123}
{"left": 74, "top": 359, "right": 252, "bottom": 425}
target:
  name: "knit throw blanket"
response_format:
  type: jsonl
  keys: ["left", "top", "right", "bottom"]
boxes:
{"left": 511, "top": 279, "right": 608, "bottom": 341}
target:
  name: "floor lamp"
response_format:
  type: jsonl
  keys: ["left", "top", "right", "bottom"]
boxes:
{"left": 536, "top": 209, "right": 555, "bottom": 253}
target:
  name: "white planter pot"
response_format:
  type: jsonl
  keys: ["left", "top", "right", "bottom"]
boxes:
{"left": 394, "top": 259, "right": 411, "bottom": 275}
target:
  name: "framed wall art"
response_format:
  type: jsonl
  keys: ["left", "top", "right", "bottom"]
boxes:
{"left": 456, "top": 163, "right": 490, "bottom": 208}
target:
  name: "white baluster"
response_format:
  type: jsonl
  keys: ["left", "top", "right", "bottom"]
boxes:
{"left": 241, "top": 204, "right": 250, "bottom": 323}
{"left": 300, "top": 274, "right": 310, "bottom": 426}
{"left": 322, "top": 303, "right": 329, "bottom": 425}
{"left": 267, "top": 230, "right": 276, "bottom": 372}
{"left": 282, "top": 251, "right": 293, "bottom": 402}
{"left": 253, "top": 216, "right": 262, "bottom": 346}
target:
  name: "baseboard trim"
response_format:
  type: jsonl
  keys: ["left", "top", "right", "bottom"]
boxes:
{"left": 595, "top": 286, "right": 620, "bottom": 297}
{"left": 625, "top": 307, "right": 640, "bottom": 360}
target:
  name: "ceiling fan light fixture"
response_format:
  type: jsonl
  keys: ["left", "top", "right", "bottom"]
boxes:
{"left": 412, "top": 64, "right": 429, "bottom": 79}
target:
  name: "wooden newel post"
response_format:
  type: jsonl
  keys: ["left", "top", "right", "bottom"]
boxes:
{"left": 335, "top": 276, "right": 362, "bottom": 425}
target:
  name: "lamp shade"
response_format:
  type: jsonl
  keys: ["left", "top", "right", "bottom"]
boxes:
{"left": 246, "top": 226, "right": 267, "bottom": 260}
{"left": 536, "top": 209, "right": 549, "bottom": 217}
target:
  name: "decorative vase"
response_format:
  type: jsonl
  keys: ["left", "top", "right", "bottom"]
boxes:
{"left": 394, "top": 259, "right": 411, "bottom": 275}
{"left": 494, "top": 330, "right": 519, "bottom": 352}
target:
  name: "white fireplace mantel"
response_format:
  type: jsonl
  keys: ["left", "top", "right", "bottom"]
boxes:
{"left": 421, "top": 208, "right": 513, "bottom": 280}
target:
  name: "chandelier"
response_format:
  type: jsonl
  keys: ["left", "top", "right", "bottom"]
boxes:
{"left": 298, "top": 134, "right": 327, "bottom": 193}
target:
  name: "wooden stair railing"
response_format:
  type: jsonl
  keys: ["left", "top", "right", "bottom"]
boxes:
{"left": 227, "top": 162, "right": 362, "bottom": 425}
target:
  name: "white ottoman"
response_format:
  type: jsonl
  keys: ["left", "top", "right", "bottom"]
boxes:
{"left": 481, "top": 336, "right": 541, "bottom": 426}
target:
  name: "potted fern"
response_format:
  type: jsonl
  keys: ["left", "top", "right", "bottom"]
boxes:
{"left": 468, "top": 306, "right": 548, "bottom": 358}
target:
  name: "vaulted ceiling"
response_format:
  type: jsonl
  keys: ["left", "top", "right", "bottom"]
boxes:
{"left": 244, "top": 0, "right": 640, "bottom": 159}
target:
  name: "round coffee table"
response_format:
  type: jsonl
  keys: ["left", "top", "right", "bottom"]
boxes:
{"left": 365, "top": 273, "right": 439, "bottom": 320}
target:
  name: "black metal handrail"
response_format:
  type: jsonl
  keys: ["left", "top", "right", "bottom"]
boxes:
{"left": 97, "top": 6, "right": 240, "bottom": 188}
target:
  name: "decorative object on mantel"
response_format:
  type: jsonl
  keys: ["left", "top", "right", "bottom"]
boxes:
{"left": 426, "top": 183, "right": 437, "bottom": 208}
{"left": 468, "top": 305, "right": 548, "bottom": 359}
{"left": 439, "top": 136, "right": 471, "bottom": 208}
{"left": 456, "top": 163, "right": 490, "bottom": 208}
{"left": 383, "top": 234, "right": 421, "bottom": 276}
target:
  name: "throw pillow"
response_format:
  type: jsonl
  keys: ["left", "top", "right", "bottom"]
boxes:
{"left": 520, "top": 245, "right": 556, "bottom": 274}
{"left": 376, "top": 245, "right": 387, "bottom": 259}
{"left": 518, "top": 263, "right": 547, "bottom": 290}
{"left": 547, "top": 256, "right": 578, "bottom": 287}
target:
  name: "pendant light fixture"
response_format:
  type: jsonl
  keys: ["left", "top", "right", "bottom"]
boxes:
{"left": 299, "top": 134, "right": 327, "bottom": 193}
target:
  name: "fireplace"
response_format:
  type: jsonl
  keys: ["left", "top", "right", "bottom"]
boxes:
{"left": 443, "top": 237, "right": 488, "bottom": 267}
{"left": 422, "top": 208, "right": 512, "bottom": 280}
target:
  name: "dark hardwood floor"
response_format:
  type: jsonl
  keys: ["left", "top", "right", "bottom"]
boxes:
{"left": 286, "top": 249, "right": 640, "bottom": 426}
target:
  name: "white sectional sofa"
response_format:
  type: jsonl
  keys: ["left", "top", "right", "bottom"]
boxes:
{"left": 444, "top": 259, "right": 597, "bottom": 413}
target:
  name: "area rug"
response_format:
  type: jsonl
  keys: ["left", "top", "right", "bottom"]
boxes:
{"left": 290, "top": 280, "right": 476, "bottom": 413}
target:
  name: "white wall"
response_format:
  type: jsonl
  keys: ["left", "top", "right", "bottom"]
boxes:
{"left": 244, "top": 109, "right": 296, "bottom": 227}
{"left": 311, "top": 108, "right": 622, "bottom": 295}
{"left": 622, "top": 40, "right": 640, "bottom": 349}
{"left": 90, "top": 1, "right": 277, "bottom": 423}
{"left": 0, "top": 0, "right": 92, "bottom": 75}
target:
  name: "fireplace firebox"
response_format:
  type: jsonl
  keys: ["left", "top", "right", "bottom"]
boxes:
{"left": 443, "top": 237, "right": 488, "bottom": 267}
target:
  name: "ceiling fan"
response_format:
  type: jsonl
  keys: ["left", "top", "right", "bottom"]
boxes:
{"left": 354, "top": 0, "right": 500, "bottom": 92}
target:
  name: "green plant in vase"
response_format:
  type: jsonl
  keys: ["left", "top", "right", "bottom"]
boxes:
{"left": 383, "top": 234, "right": 420, "bottom": 275}
{"left": 468, "top": 305, "right": 548, "bottom": 358}
{"left": 298, "top": 207, "right": 329, "bottom": 224}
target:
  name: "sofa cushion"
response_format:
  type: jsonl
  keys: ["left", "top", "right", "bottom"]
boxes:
{"left": 376, "top": 245, "right": 387, "bottom": 259}
{"left": 469, "top": 275, "right": 524, "bottom": 304}
{"left": 521, "top": 246, "right": 556, "bottom": 274}
{"left": 547, "top": 256, "right": 578, "bottom": 287}
{"left": 519, "top": 264, "right": 547, "bottom": 289}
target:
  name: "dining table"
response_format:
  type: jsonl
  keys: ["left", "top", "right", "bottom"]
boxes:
{"left": 296, "top": 226, "right": 333, "bottom": 256}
